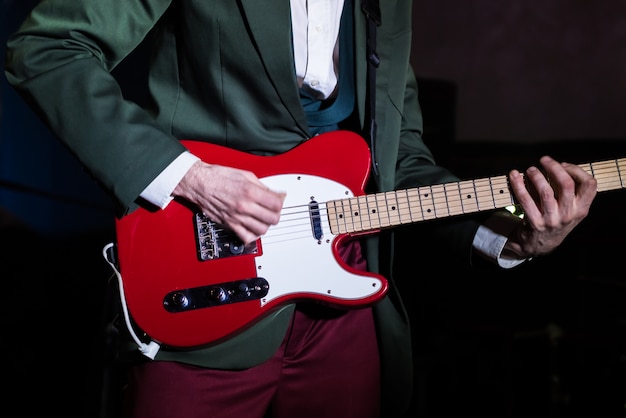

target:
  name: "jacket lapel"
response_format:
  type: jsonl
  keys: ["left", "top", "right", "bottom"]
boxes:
{"left": 353, "top": 3, "right": 367, "bottom": 128}
{"left": 239, "top": 0, "right": 308, "bottom": 134}
{"left": 239, "top": 0, "right": 368, "bottom": 134}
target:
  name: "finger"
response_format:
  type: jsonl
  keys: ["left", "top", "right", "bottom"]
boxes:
{"left": 539, "top": 156, "right": 576, "bottom": 204}
{"left": 227, "top": 223, "right": 260, "bottom": 245}
{"left": 510, "top": 163, "right": 564, "bottom": 228}
{"left": 245, "top": 173, "right": 287, "bottom": 212}
{"left": 249, "top": 201, "right": 283, "bottom": 230}
{"left": 509, "top": 168, "right": 543, "bottom": 225}
{"left": 561, "top": 162, "right": 598, "bottom": 204}
{"left": 224, "top": 198, "right": 284, "bottom": 243}
{"left": 256, "top": 187, "right": 287, "bottom": 214}
{"left": 524, "top": 164, "right": 557, "bottom": 206}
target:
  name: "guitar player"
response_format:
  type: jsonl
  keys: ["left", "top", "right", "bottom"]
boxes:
{"left": 4, "top": 1, "right": 598, "bottom": 417}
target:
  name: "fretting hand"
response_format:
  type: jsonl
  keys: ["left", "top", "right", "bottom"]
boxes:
{"left": 503, "top": 155, "right": 598, "bottom": 259}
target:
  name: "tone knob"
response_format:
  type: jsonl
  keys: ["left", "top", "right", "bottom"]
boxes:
{"left": 209, "top": 287, "right": 227, "bottom": 302}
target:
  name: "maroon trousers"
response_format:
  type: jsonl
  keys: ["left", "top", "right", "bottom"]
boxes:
{"left": 122, "top": 304, "right": 380, "bottom": 418}
{"left": 121, "top": 241, "right": 380, "bottom": 417}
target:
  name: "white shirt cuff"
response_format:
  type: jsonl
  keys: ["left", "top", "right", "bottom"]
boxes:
{"left": 139, "top": 151, "right": 200, "bottom": 209}
{"left": 473, "top": 224, "right": 526, "bottom": 269}
{"left": 473, "top": 210, "right": 529, "bottom": 268}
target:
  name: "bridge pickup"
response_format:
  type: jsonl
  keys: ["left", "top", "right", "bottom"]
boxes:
{"left": 163, "top": 278, "right": 269, "bottom": 313}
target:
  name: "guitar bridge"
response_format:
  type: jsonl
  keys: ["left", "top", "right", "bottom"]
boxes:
{"left": 194, "top": 212, "right": 258, "bottom": 260}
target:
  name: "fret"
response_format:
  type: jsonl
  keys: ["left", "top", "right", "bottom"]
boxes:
{"left": 444, "top": 182, "right": 464, "bottom": 216}
{"left": 404, "top": 188, "right": 421, "bottom": 222}
{"left": 355, "top": 195, "right": 370, "bottom": 231}
{"left": 490, "top": 175, "right": 515, "bottom": 208}
{"left": 458, "top": 180, "right": 479, "bottom": 214}
{"left": 365, "top": 194, "right": 382, "bottom": 229}
{"left": 329, "top": 198, "right": 349, "bottom": 234}
{"left": 376, "top": 191, "right": 400, "bottom": 228}
{"left": 345, "top": 197, "right": 360, "bottom": 233}
{"left": 474, "top": 177, "right": 496, "bottom": 211}
{"left": 431, "top": 184, "right": 450, "bottom": 218}
{"left": 326, "top": 200, "right": 338, "bottom": 233}
{"left": 581, "top": 158, "right": 625, "bottom": 192}
{"left": 417, "top": 185, "right": 437, "bottom": 220}
{"left": 394, "top": 188, "right": 411, "bottom": 224}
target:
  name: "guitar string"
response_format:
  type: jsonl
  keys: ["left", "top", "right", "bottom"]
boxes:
{"left": 219, "top": 158, "right": 625, "bottom": 247}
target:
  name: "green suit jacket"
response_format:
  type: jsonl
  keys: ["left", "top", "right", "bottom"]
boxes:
{"left": 5, "top": 0, "right": 480, "bottom": 415}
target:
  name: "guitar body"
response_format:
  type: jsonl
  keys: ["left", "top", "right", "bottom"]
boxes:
{"left": 114, "top": 128, "right": 626, "bottom": 349}
{"left": 115, "top": 131, "right": 388, "bottom": 348}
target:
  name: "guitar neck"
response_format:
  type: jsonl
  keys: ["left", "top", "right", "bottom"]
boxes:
{"left": 327, "top": 157, "right": 626, "bottom": 234}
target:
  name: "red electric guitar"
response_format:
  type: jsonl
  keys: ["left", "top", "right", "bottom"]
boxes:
{"left": 111, "top": 130, "right": 625, "bottom": 349}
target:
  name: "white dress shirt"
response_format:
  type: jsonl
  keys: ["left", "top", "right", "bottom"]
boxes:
{"left": 291, "top": 0, "right": 345, "bottom": 99}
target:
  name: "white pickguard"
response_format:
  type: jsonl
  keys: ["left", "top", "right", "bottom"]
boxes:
{"left": 257, "top": 174, "right": 384, "bottom": 306}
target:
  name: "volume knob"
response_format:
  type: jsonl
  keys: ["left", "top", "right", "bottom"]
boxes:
{"left": 170, "top": 292, "right": 189, "bottom": 308}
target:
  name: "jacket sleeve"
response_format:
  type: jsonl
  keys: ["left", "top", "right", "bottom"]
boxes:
{"left": 4, "top": 0, "right": 184, "bottom": 216}
{"left": 395, "top": 65, "right": 484, "bottom": 264}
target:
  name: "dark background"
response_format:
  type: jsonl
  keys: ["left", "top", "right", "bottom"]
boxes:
{"left": 1, "top": 1, "right": 625, "bottom": 417}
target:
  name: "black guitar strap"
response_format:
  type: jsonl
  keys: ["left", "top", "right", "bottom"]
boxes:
{"left": 361, "top": 0, "right": 381, "bottom": 176}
